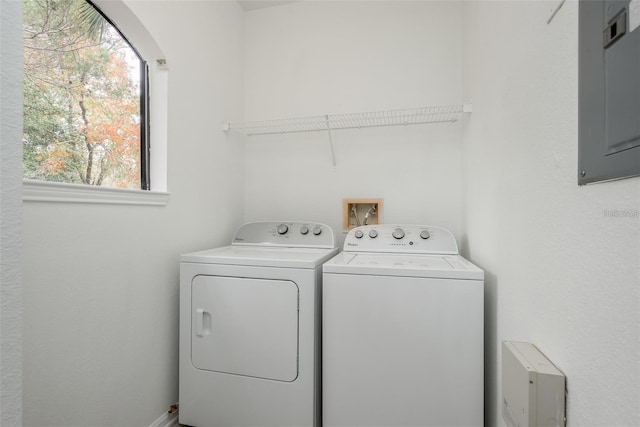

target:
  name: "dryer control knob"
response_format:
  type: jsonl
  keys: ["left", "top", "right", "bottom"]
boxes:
{"left": 277, "top": 224, "right": 289, "bottom": 235}
{"left": 354, "top": 230, "right": 364, "bottom": 239}
{"left": 300, "top": 226, "right": 309, "bottom": 235}
{"left": 392, "top": 227, "right": 405, "bottom": 240}
{"left": 313, "top": 226, "right": 322, "bottom": 236}
{"left": 420, "top": 230, "right": 431, "bottom": 240}
{"left": 369, "top": 229, "right": 378, "bottom": 238}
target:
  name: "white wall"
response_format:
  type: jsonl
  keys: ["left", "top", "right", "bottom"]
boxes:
{"left": 21, "top": 1, "right": 245, "bottom": 425}
{"left": 462, "top": 1, "right": 640, "bottom": 426}
{"left": 242, "top": 1, "right": 464, "bottom": 241}
{"left": 0, "top": 0, "right": 23, "bottom": 425}
{"left": 16, "top": 1, "right": 640, "bottom": 426}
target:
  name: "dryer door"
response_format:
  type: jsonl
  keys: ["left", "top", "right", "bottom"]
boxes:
{"left": 191, "top": 275, "right": 299, "bottom": 382}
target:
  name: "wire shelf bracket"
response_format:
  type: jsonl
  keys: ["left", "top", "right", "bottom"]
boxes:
{"left": 223, "top": 104, "right": 472, "bottom": 166}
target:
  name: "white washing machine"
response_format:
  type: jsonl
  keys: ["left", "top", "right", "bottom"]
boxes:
{"left": 179, "top": 221, "right": 338, "bottom": 427}
{"left": 322, "top": 224, "right": 484, "bottom": 427}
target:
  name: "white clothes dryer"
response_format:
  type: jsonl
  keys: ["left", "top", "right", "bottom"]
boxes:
{"left": 322, "top": 224, "right": 484, "bottom": 427}
{"left": 179, "top": 221, "right": 338, "bottom": 427}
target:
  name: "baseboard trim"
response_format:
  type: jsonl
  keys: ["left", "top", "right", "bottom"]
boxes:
{"left": 149, "top": 407, "right": 179, "bottom": 427}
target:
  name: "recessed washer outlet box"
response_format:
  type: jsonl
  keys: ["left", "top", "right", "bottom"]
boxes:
{"left": 343, "top": 199, "right": 383, "bottom": 230}
{"left": 502, "top": 341, "right": 566, "bottom": 427}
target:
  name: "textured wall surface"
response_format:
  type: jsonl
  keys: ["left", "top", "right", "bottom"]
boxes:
{"left": 0, "top": 0, "right": 23, "bottom": 425}
{"left": 243, "top": 1, "right": 464, "bottom": 242}
{"left": 462, "top": 2, "right": 640, "bottom": 426}
{"left": 16, "top": 2, "right": 640, "bottom": 426}
{"left": 21, "top": 1, "right": 245, "bottom": 425}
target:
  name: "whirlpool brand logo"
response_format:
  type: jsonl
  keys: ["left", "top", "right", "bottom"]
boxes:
{"left": 347, "top": 242, "right": 359, "bottom": 247}
{"left": 234, "top": 237, "right": 245, "bottom": 241}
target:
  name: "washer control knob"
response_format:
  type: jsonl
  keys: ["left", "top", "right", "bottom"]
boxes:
{"left": 277, "top": 224, "right": 289, "bottom": 235}
{"left": 369, "top": 229, "right": 378, "bottom": 238}
{"left": 313, "top": 226, "right": 322, "bottom": 236}
{"left": 392, "top": 227, "right": 405, "bottom": 240}
{"left": 300, "top": 225, "right": 309, "bottom": 235}
{"left": 420, "top": 230, "right": 431, "bottom": 240}
{"left": 354, "top": 230, "right": 364, "bottom": 239}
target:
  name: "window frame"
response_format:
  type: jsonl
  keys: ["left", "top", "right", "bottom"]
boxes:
{"left": 140, "top": 61, "right": 151, "bottom": 191}
{"left": 22, "top": 0, "right": 168, "bottom": 204}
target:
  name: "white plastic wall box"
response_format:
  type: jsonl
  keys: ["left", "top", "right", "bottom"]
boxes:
{"left": 502, "top": 341, "right": 566, "bottom": 427}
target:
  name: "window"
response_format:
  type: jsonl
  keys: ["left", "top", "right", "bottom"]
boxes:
{"left": 23, "top": 0, "right": 150, "bottom": 190}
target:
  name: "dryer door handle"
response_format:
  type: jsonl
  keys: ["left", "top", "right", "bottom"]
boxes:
{"left": 196, "top": 308, "right": 205, "bottom": 336}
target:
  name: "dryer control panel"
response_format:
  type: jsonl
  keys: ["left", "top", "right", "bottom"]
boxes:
{"left": 232, "top": 221, "right": 336, "bottom": 249}
{"left": 344, "top": 224, "right": 458, "bottom": 255}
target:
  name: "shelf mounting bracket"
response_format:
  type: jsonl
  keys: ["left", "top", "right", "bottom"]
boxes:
{"left": 326, "top": 115, "right": 337, "bottom": 166}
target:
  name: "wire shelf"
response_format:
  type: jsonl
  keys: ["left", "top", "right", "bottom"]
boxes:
{"left": 224, "top": 104, "right": 469, "bottom": 136}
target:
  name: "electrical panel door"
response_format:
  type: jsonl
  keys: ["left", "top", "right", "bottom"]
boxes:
{"left": 579, "top": 0, "right": 640, "bottom": 184}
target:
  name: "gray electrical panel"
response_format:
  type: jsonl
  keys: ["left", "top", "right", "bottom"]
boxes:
{"left": 579, "top": 0, "right": 640, "bottom": 184}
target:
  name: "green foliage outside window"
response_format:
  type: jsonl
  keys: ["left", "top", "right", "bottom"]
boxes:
{"left": 23, "top": 0, "right": 143, "bottom": 188}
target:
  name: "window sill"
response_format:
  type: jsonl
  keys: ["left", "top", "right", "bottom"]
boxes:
{"left": 23, "top": 180, "right": 169, "bottom": 206}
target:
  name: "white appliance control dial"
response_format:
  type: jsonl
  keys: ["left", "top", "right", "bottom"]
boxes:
{"left": 369, "top": 229, "right": 378, "bottom": 238}
{"left": 300, "top": 226, "right": 309, "bottom": 235}
{"left": 277, "top": 224, "right": 289, "bottom": 235}
{"left": 313, "top": 226, "right": 322, "bottom": 236}
{"left": 392, "top": 228, "right": 405, "bottom": 239}
{"left": 354, "top": 230, "right": 364, "bottom": 239}
{"left": 420, "top": 230, "right": 430, "bottom": 239}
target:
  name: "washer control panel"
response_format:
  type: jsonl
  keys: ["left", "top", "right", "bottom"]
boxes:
{"left": 232, "top": 221, "right": 336, "bottom": 249}
{"left": 344, "top": 224, "right": 458, "bottom": 254}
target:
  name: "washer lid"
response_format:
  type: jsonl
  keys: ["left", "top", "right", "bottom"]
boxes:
{"left": 181, "top": 245, "right": 340, "bottom": 269}
{"left": 323, "top": 252, "right": 483, "bottom": 280}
